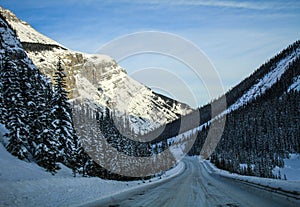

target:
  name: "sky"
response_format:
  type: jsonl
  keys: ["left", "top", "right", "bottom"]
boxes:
{"left": 1, "top": 0, "right": 300, "bottom": 107}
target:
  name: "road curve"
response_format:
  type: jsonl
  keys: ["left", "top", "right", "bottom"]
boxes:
{"left": 82, "top": 158, "right": 300, "bottom": 207}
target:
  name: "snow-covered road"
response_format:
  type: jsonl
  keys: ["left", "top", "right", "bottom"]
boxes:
{"left": 83, "top": 158, "right": 300, "bottom": 207}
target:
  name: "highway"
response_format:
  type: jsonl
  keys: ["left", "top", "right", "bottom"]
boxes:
{"left": 82, "top": 158, "right": 300, "bottom": 207}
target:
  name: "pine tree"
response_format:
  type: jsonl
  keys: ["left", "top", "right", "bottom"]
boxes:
{"left": 52, "top": 59, "right": 78, "bottom": 175}
{"left": 35, "top": 129, "right": 59, "bottom": 174}
{"left": 1, "top": 57, "right": 31, "bottom": 160}
{"left": 34, "top": 90, "right": 60, "bottom": 174}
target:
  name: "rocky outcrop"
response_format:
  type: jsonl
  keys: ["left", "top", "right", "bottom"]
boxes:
{"left": 0, "top": 6, "right": 192, "bottom": 134}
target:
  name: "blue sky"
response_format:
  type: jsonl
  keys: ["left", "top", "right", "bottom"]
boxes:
{"left": 1, "top": 0, "right": 300, "bottom": 107}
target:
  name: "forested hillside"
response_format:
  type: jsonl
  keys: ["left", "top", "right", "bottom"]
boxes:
{"left": 0, "top": 15, "right": 83, "bottom": 175}
{"left": 188, "top": 41, "right": 300, "bottom": 179}
{"left": 0, "top": 14, "right": 162, "bottom": 180}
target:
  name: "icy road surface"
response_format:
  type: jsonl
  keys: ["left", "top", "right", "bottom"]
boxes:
{"left": 83, "top": 158, "right": 300, "bottom": 207}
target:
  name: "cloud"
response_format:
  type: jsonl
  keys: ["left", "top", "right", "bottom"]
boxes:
{"left": 13, "top": 0, "right": 299, "bottom": 11}
{"left": 172, "top": 0, "right": 278, "bottom": 10}
{"left": 108, "top": 0, "right": 300, "bottom": 10}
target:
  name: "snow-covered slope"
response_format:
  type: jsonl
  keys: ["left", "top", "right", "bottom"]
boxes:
{"left": 0, "top": 137, "right": 184, "bottom": 207}
{"left": 225, "top": 46, "right": 300, "bottom": 114}
{"left": 288, "top": 75, "right": 300, "bottom": 92}
{"left": 149, "top": 41, "right": 300, "bottom": 144}
{"left": 0, "top": 13, "right": 37, "bottom": 72}
{"left": 0, "top": 6, "right": 192, "bottom": 134}
{"left": 0, "top": 7, "right": 62, "bottom": 46}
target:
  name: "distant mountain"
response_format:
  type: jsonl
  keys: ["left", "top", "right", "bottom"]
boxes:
{"left": 0, "top": 6, "right": 192, "bottom": 135}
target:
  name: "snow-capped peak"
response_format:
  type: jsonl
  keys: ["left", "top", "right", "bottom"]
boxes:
{"left": 0, "top": 6, "right": 63, "bottom": 47}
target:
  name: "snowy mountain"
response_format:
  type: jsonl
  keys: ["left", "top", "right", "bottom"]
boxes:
{"left": 186, "top": 40, "right": 300, "bottom": 179}
{"left": 0, "top": 6, "right": 192, "bottom": 135}
{"left": 154, "top": 40, "right": 300, "bottom": 142}
{"left": 221, "top": 42, "right": 300, "bottom": 115}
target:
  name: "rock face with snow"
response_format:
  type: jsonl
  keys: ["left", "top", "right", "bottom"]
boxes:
{"left": 0, "top": 6, "right": 192, "bottom": 134}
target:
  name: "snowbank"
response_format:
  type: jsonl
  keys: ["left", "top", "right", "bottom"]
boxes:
{"left": 273, "top": 154, "right": 300, "bottom": 181}
{"left": 0, "top": 143, "right": 184, "bottom": 207}
{"left": 202, "top": 158, "right": 300, "bottom": 194}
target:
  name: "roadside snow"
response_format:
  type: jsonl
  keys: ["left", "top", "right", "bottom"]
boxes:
{"left": 201, "top": 158, "right": 300, "bottom": 194}
{"left": 0, "top": 143, "right": 184, "bottom": 207}
{"left": 273, "top": 154, "right": 300, "bottom": 181}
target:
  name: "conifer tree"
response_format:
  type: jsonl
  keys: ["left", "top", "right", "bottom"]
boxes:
{"left": 34, "top": 89, "right": 59, "bottom": 174}
{"left": 1, "top": 56, "right": 31, "bottom": 160}
{"left": 52, "top": 59, "right": 78, "bottom": 174}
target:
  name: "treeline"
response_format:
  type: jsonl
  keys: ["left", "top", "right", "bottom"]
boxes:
{"left": 210, "top": 89, "right": 300, "bottom": 178}
{"left": 72, "top": 103, "right": 177, "bottom": 180}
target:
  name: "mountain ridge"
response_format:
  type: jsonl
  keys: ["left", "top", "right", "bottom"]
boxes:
{"left": 146, "top": 40, "right": 300, "bottom": 143}
{"left": 0, "top": 6, "right": 192, "bottom": 135}
{"left": 185, "top": 40, "right": 300, "bottom": 178}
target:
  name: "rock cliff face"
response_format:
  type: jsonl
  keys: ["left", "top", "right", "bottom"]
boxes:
{"left": 0, "top": 6, "right": 192, "bottom": 134}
